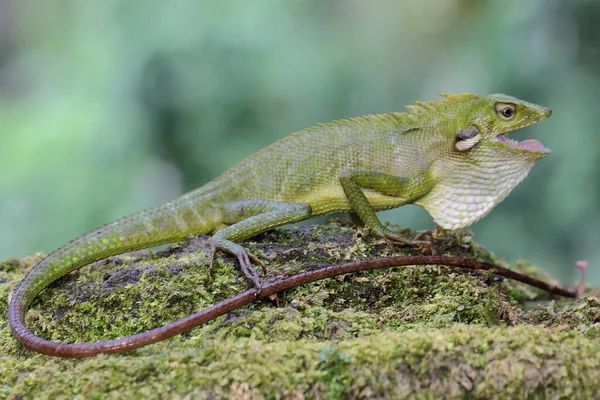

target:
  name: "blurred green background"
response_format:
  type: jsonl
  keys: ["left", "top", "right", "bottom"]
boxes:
{"left": 1, "top": 1, "right": 599, "bottom": 284}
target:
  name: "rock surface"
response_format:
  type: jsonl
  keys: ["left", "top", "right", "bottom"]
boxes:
{"left": 1, "top": 222, "right": 598, "bottom": 399}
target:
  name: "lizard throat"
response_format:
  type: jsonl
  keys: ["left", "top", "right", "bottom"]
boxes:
{"left": 415, "top": 156, "right": 536, "bottom": 230}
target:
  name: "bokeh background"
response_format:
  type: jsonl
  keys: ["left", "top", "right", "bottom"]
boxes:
{"left": 1, "top": 0, "right": 599, "bottom": 284}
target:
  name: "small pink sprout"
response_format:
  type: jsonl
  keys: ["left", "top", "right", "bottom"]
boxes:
{"left": 575, "top": 260, "right": 588, "bottom": 298}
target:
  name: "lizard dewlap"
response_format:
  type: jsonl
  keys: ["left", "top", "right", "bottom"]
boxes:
{"left": 8, "top": 93, "right": 552, "bottom": 356}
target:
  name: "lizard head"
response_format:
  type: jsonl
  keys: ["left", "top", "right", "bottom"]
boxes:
{"left": 413, "top": 93, "right": 553, "bottom": 230}
{"left": 450, "top": 93, "right": 552, "bottom": 160}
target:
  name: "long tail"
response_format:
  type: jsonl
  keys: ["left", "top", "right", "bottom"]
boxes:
{"left": 8, "top": 196, "right": 215, "bottom": 355}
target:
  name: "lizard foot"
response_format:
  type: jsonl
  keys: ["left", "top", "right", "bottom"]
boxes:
{"left": 374, "top": 227, "right": 437, "bottom": 255}
{"left": 209, "top": 240, "right": 266, "bottom": 291}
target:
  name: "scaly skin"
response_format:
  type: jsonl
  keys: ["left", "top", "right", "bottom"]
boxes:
{"left": 8, "top": 93, "right": 552, "bottom": 356}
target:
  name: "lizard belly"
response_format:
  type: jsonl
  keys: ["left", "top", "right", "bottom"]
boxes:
{"left": 289, "top": 184, "right": 405, "bottom": 216}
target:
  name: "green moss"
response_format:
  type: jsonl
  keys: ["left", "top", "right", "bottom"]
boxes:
{"left": 317, "top": 346, "right": 352, "bottom": 399}
{"left": 1, "top": 223, "right": 596, "bottom": 398}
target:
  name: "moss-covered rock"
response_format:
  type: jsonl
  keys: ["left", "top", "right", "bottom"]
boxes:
{"left": 1, "top": 222, "right": 597, "bottom": 399}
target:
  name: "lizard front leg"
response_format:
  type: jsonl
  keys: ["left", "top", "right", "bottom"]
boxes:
{"left": 340, "top": 170, "right": 433, "bottom": 248}
{"left": 210, "top": 200, "right": 312, "bottom": 289}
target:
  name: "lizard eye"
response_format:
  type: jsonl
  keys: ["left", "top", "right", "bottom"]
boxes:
{"left": 496, "top": 104, "right": 516, "bottom": 121}
{"left": 455, "top": 125, "right": 481, "bottom": 151}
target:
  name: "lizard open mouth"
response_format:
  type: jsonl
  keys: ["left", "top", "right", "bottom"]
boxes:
{"left": 494, "top": 133, "right": 550, "bottom": 153}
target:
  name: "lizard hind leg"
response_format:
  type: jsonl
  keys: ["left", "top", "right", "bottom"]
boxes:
{"left": 209, "top": 200, "right": 312, "bottom": 290}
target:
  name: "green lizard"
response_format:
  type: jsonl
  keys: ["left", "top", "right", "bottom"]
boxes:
{"left": 9, "top": 93, "right": 551, "bottom": 355}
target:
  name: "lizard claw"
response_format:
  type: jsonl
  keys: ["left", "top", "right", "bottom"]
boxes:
{"left": 235, "top": 250, "right": 262, "bottom": 291}
{"left": 377, "top": 228, "right": 437, "bottom": 255}
{"left": 209, "top": 239, "right": 265, "bottom": 292}
{"left": 246, "top": 252, "right": 267, "bottom": 274}
{"left": 389, "top": 237, "right": 437, "bottom": 255}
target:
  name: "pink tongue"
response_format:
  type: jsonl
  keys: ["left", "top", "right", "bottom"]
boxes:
{"left": 519, "top": 139, "right": 548, "bottom": 152}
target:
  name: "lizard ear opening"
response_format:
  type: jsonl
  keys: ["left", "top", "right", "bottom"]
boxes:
{"left": 455, "top": 125, "right": 481, "bottom": 151}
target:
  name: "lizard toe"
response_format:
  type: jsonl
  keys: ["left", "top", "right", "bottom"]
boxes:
{"left": 377, "top": 229, "right": 436, "bottom": 255}
{"left": 236, "top": 252, "right": 262, "bottom": 291}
